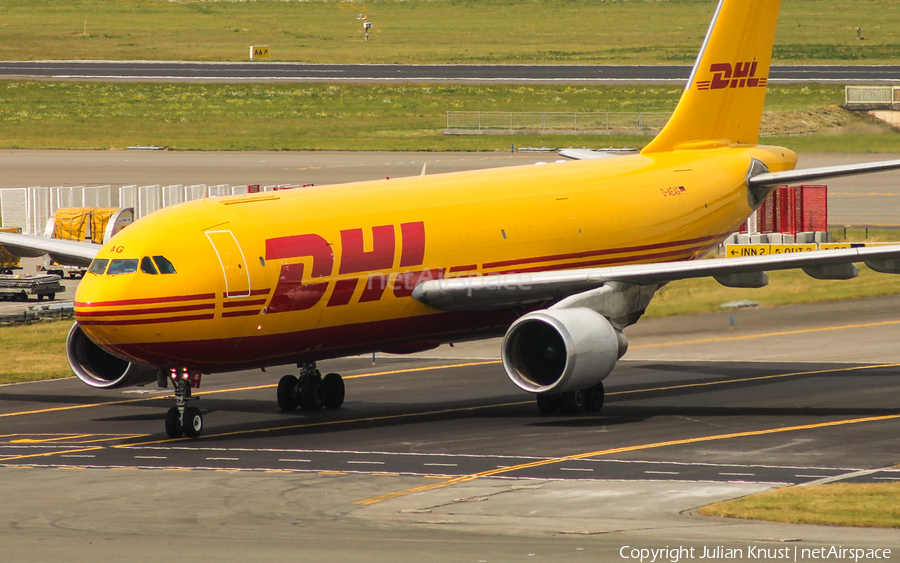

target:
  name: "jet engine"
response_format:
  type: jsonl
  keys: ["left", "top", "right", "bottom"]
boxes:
{"left": 501, "top": 308, "right": 626, "bottom": 394}
{"left": 66, "top": 323, "right": 159, "bottom": 389}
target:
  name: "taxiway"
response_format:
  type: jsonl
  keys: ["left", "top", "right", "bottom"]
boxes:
{"left": 2, "top": 297, "right": 900, "bottom": 560}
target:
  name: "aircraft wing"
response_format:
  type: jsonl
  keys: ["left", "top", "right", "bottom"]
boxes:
{"left": 557, "top": 148, "right": 635, "bottom": 160}
{"left": 0, "top": 232, "right": 99, "bottom": 267}
{"left": 749, "top": 159, "right": 900, "bottom": 187}
{"left": 412, "top": 244, "right": 900, "bottom": 311}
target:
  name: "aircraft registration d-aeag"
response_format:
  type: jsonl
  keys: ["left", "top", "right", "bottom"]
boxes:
{"left": 4, "top": 0, "right": 900, "bottom": 438}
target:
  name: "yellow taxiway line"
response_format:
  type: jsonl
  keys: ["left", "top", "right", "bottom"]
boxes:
{"left": 608, "top": 363, "right": 900, "bottom": 396}
{"left": 630, "top": 319, "right": 900, "bottom": 349}
{"left": 0, "top": 361, "right": 502, "bottom": 420}
{"left": 115, "top": 400, "right": 532, "bottom": 447}
{"left": 0, "top": 446, "right": 105, "bottom": 463}
{"left": 356, "top": 411, "right": 900, "bottom": 506}
{"left": 2, "top": 362, "right": 898, "bottom": 474}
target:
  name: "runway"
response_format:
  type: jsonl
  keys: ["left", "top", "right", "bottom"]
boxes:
{"left": 2, "top": 296, "right": 900, "bottom": 560}
{"left": 2, "top": 61, "right": 900, "bottom": 83}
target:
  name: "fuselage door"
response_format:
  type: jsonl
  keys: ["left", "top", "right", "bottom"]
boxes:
{"left": 206, "top": 230, "right": 251, "bottom": 298}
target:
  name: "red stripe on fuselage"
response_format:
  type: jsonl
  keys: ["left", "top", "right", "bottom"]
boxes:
{"left": 75, "top": 303, "right": 216, "bottom": 317}
{"left": 482, "top": 235, "right": 721, "bottom": 270}
{"left": 495, "top": 246, "right": 705, "bottom": 274}
{"left": 75, "top": 293, "right": 215, "bottom": 308}
{"left": 448, "top": 264, "right": 478, "bottom": 273}
{"left": 222, "top": 299, "right": 267, "bottom": 309}
{"left": 104, "top": 309, "right": 523, "bottom": 371}
{"left": 222, "top": 310, "right": 261, "bottom": 318}
{"left": 77, "top": 314, "right": 216, "bottom": 326}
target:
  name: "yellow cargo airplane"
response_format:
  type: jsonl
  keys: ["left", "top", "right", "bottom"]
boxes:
{"left": 4, "top": 0, "right": 900, "bottom": 438}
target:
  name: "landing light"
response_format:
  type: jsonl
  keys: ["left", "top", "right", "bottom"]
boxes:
{"left": 171, "top": 367, "right": 191, "bottom": 380}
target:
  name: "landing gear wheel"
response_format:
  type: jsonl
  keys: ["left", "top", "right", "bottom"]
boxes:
{"left": 322, "top": 373, "right": 345, "bottom": 409}
{"left": 559, "top": 389, "right": 586, "bottom": 414}
{"left": 277, "top": 374, "right": 299, "bottom": 411}
{"left": 165, "top": 372, "right": 199, "bottom": 438}
{"left": 536, "top": 393, "right": 559, "bottom": 415}
{"left": 300, "top": 374, "right": 324, "bottom": 411}
{"left": 165, "top": 407, "right": 183, "bottom": 438}
{"left": 585, "top": 382, "right": 605, "bottom": 413}
{"left": 183, "top": 407, "right": 204, "bottom": 438}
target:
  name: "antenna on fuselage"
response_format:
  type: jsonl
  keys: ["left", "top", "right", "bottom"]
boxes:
{"left": 420, "top": 163, "right": 427, "bottom": 176}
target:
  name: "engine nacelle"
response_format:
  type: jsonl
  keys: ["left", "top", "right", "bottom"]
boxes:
{"left": 66, "top": 323, "right": 159, "bottom": 389}
{"left": 501, "top": 308, "right": 625, "bottom": 394}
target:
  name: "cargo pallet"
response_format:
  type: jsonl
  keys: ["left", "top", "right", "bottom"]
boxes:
{"left": 0, "top": 274, "right": 65, "bottom": 301}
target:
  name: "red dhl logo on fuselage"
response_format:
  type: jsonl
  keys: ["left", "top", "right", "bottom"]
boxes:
{"left": 695, "top": 62, "right": 767, "bottom": 90}
{"left": 265, "top": 221, "right": 437, "bottom": 313}
{"left": 74, "top": 228, "right": 723, "bottom": 325}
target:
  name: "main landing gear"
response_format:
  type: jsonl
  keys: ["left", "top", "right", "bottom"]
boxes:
{"left": 535, "top": 382, "right": 604, "bottom": 415}
{"left": 164, "top": 368, "right": 204, "bottom": 439}
{"left": 277, "top": 361, "right": 345, "bottom": 412}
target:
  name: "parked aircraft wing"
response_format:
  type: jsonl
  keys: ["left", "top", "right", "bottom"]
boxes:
{"left": 749, "top": 159, "right": 900, "bottom": 187}
{"left": 557, "top": 148, "right": 633, "bottom": 160}
{"left": 0, "top": 232, "right": 99, "bottom": 267}
{"left": 412, "top": 244, "right": 900, "bottom": 311}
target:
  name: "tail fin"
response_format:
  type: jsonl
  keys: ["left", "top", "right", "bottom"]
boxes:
{"left": 641, "top": 0, "right": 781, "bottom": 153}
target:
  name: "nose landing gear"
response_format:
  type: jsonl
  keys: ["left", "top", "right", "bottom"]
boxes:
{"left": 164, "top": 368, "right": 204, "bottom": 438}
{"left": 277, "top": 362, "right": 344, "bottom": 412}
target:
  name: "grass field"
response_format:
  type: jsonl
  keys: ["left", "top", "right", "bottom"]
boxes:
{"left": 646, "top": 263, "right": 900, "bottom": 318}
{"left": 700, "top": 483, "right": 900, "bottom": 528}
{"left": 1, "top": 80, "right": 896, "bottom": 152}
{"left": 2, "top": 0, "right": 900, "bottom": 65}
{"left": 0, "top": 320, "right": 71, "bottom": 384}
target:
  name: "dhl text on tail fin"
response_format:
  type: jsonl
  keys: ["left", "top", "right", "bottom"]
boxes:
{"left": 643, "top": 0, "right": 780, "bottom": 152}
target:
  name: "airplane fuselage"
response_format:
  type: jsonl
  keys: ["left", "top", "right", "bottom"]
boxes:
{"left": 74, "top": 144, "right": 796, "bottom": 373}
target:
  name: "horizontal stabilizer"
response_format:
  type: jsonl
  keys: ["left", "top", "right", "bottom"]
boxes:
{"left": 749, "top": 159, "right": 900, "bottom": 187}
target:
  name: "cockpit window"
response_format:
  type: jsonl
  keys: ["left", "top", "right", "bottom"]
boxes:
{"left": 140, "top": 256, "right": 158, "bottom": 275}
{"left": 107, "top": 259, "right": 139, "bottom": 276}
{"left": 88, "top": 259, "right": 109, "bottom": 275}
{"left": 153, "top": 256, "right": 177, "bottom": 274}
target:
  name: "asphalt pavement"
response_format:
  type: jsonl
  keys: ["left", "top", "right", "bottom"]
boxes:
{"left": 2, "top": 61, "right": 899, "bottom": 83}
{"left": 2, "top": 296, "right": 900, "bottom": 560}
